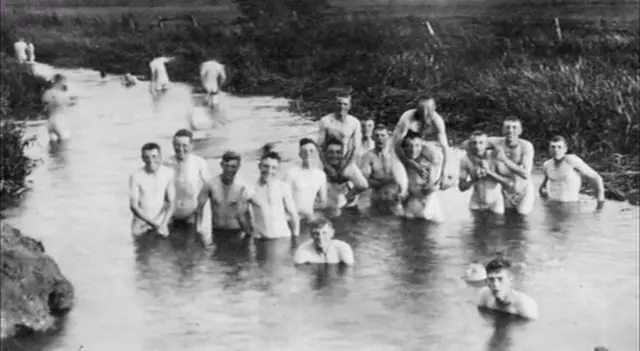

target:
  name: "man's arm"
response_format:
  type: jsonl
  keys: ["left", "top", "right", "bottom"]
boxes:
{"left": 282, "top": 184, "right": 300, "bottom": 237}
{"left": 567, "top": 155, "right": 605, "bottom": 203}
{"left": 516, "top": 294, "right": 539, "bottom": 320}
{"left": 493, "top": 142, "right": 533, "bottom": 180}
{"left": 237, "top": 185, "right": 255, "bottom": 235}
{"left": 157, "top": 178, "right": 176, "bottom": 229}
{"left": 293, "top": 245, "right": 309, "bottom": 265}
{"left": 128, "top": 174, "right": 159, "bottom": 228}
{"left": 317, "top": 118, "right": 337, "bottom": 174}
{"left": 485, "top": 163, "right": 515, "bottom": 190}
{"left": 338, "top": 242, "right": 355, "bottom": 265}
{"left": 317, "top": 173, "right": 328, "bottom": 209}
{"left": 458, "top": 159, "right": 476, "bottom": 192}
{"left": 433, "top": 115, "right": 450, "bottom": 180}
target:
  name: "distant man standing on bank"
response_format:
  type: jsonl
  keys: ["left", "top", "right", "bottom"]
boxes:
{"left": 539, "top": 135, "right": 605, "bottom": 209}
{"left": 129, "top": 142, "right": 176, "bottom": 237}
{"left": 285, "top": 138, "right": 328, "bottom": 221}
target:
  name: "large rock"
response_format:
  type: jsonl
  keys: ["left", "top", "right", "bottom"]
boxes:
{"left": 0, "top": 221, "right": 74, "bottom": 340}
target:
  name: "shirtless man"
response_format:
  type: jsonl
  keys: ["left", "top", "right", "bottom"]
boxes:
{"left": 200, "top": 60, "right": 227, "bottom": 107}
{"left": 323, "top": 139, "right": 366, "bottom": 213}
{"left": 539, "top": 136, "right": 605, "bottom": 209}
{"left": 317, "top": 91, "right": 368, "bottom": 205}
{"left": 129, "top": 143, "right": 175, "bottom": 237}
{"left": 121, "top": 72, "right": 139, "bottom": 87}
{"left": 477, "top": 257, "right": 539, "bottom": 320}
{"left": 392, "top": 97, "right": 451, "bottom": 195}
{"left": 14, "top": 38, "right": 28, "bottom": 63}
{"left": 26, "top": 41, "right": 35, "bottom": 63}
{"left": 293, "top": 218, "right": 355, "bottom": 265}
{"left": 42, "top": 74, "right": 78, "bottom": 143}
{"left": 285, "top": 138, "right": 328, "bottom": 221}
{"left": 165, "top": 129, "right": 211, "bottom": 232}
{"left": 401, "top": 131, "right": 444, "bottom": 221}
{"left": 360, "top": 117, "right": 375, "bottom": 154}
{"left": 149, "top": 56, "right": 174, "bottom": 97}
{"left": 462, "top": 117, "right": 535, "bottom": 215}
{"left": 200, "top": 151, "right": 253, "bottom": 245}
{"left": 246, "top": 151, "right": 300, "bottom": 240}
{"left": 459, "top": 131, "right": 514, "bottom": 215}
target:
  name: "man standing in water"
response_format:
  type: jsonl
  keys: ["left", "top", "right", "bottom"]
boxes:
{"left": 459, "top": 131, "right": 513, "bottom": 215}
{"left": 43, "top": 74, "right": 78, "bottom": 143}
{"left": 26, "top": 41, "right": 35, "bottom": 63}
{"left": 294, "top": 218, "right": 354, "bottom": 265}
{"left": 165, "top": 129, "right": 211, "bottom": 233}
{"left": 477, "top": 256, "right": 539, "bottom": 320}
{"left": 360, "top": 117, "right": 376, "bottom": 154}
{"left": 149, "top": 56, "right": 174, "bottom": 97}
{"left": 360, "top": 124, "right": 401, "bottom": 215}
{"left": 200, "top": 59, "right": 227, "bottom": 107}
{"left": 285, "top": 138, "right": 328, "bottom": 221}
{"left": 246, "top": 151, "right": 300, "bottom": 240}
{"left": 14, "top": 38, "right": 28, "bottom": 63}
{"left": 200, "top": 151, "right": 253, "bottom": 245}
{"left": 539, "top": 136, "right": 605, "bottom": 209}
{"left": 401, "top": 131, "right": 444, "bottom": 221}
{"left": 129, "top": 143, "right": 176, "bottom": 236}
{"left": 317, "top": 91, "right": 368, "bottom": 206}
{"left": 323, "top": 139, "right": 367, "bottom": 214}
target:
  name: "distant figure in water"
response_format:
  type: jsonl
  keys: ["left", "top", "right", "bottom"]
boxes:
{"left": 359, "top": 117, "right": 375, "bottom": 157}
{"left": 149, "top": 56, "right": 174, "bottom": 97}
{"left": 539, "top": 135, "right": 605, "bottom": 210}
{"left": 294, "top": 218, "right": 354, "bottom": 265}
{"left": 14, "top": 38, "right": 29, "bottom": 63}
{"left": 477, "top": 256, "right": 539, "bottom": 320}
{"left": 200, "top": 60, "right": 227, "bottom": 107}
{"left": 42, "top": 74, "right": 78, "bottom": 143}
{"left": 285, "top": 138, "right": 328, "bottom": 222}
{"left": 121, "top": 72, "right": 139, "bottom": 87}
{"left": 129, "top": 142, "right": 176, "bottom": 237}
{"left": 26, "top": 41, "right": 35, "bottom": 63}
{"left": 99, "top": 70, "right": 107, "bottom": 79}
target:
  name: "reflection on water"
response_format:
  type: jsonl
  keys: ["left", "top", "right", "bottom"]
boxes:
{"left": 1, "top": 64, "right": 638, "bottom": 351}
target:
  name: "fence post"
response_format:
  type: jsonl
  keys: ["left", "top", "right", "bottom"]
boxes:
{"left": 554, "top": 17, "right": 563, "bottom": 41}
{"left": 424, "top": 20, "right": 442, "bottom": 47}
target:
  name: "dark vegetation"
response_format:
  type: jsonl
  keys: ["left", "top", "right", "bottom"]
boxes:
{"left": 1, "top": 0, "right": 638, "bottom": 204}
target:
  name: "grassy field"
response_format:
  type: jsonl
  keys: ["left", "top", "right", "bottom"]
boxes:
{"left": 1, "top": 2, "right": 639, "bottom": 204}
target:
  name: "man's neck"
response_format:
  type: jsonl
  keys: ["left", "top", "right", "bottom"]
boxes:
{"left": 144, "top": 167, "right": 157, "bottom": 174}
{"left": 221, "top": 174, "right": 234, "bottom": 185}
{"left": 505, "top": 137, "right": 520, "bottom": 148}
{"left": 301, "top": 161, "right": 311, "bottom": 169}
{"left": 334, "top": 112, "right": 347, "bottom": 121}
{"left": 258, "top": 177, "right": 271, "bottom": 185}
{"left": 175, "top": 154, "right": 189, "bottom": 163}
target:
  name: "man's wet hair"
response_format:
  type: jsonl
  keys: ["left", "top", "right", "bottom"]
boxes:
{"left": 550, "top": 135, "right": 567, "bottom": 145}
{"left": 402, "top": 130, "right": 422, "bottom": 145}
{"left": 470, "top": 130, "right": 487, "bottom": 138}
{"left": 334, "top": 89, "right": 352, "bottom": 100}
{"left": 309, "top": 217, "right": 333, "bottom": 230}
{"left": 326, "top": 138, "right": 344, "bottom": 149}
{"left": 173, "top": 129, "right": 193, "bottom": 141}
{"left": 374, "top": 124, "right": 388, "bottom": 133}
{"left": 141, "top": 142, "right": 161, "bottom": 153}
{"left": 503, "top": 116, "right": 522, "bottom": 124}
{"left": 485, "top": 256, "right": 512, "bottom": 274}
{"left": 299, "top": 138, "right": 317, "bottom": 148}
{"left": 261, "top": 151, "right": 281, "bottom": 163}
{"left": 222, "top": 150, "right": 241, "bottom": 163}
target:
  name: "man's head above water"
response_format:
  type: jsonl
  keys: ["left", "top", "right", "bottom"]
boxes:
{"left": 172, "top": 129, "right": 193, "bottom": 160}
{"left": 309, "top": 217, "right": 335, "bottom": 251}
{"left": 325, "top": 138, "right": 344, "bottom": 167}
{"left": 485, "top": 256, "right": 514, "bottom": 301}
{"left": 548, "top": 135, "right": 569, "bottom": 161}
{"left": 415, "top": 96, "right": 436, "bottom": 119}
{"left": 468, "top": 130, "right": 489, "bottom": 157}
{"left": 258, "top": 151, "right": 281, "bottom": 181}
{"left": 402, "top": 130, "right": 422, "bottom": 160}
{"left": 502, "top": 116, "right": 523, "bottom": 142}
{"left": 140, "top": 142, "right": 162, "bottom": 172}
{"left": 372, "top": 124, "right": 389, "bottom": 150}
{"left": 220, "top": 150, "right": 241, "bottom": 181}
{"left": 333, "top": 90, "right": 352, "bottom": 116}
{"left": 298, "top": 138, "right": 318, "bottom": 164}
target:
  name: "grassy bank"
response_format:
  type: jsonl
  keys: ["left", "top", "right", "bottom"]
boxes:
{"left": 1, "top": 6, "right": 638, "bottom": 204}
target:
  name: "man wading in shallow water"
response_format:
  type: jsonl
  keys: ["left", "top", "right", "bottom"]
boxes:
{"left": 285, "top": 138, "right": 328, "bottom": 222}
{"left": 539, "top": 135, "right": 605, "bottom": 210}
{"left": 477, "top": 256, "right": 539, "bottom": 320}
{"left": 293, "top": 218, "right": 354, "bottom": 265}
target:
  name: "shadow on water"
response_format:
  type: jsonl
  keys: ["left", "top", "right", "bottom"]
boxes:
{"left": 47, "top": 140, "right": 69, "bottom": 171}
{"left": 463, "top": 211, "right": 529, "bottom": 266}
{"left": 478, "top": 308, "right": 531, "bottom": 351}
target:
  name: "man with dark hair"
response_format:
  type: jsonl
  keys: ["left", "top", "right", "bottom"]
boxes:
{"left": 285, "top": 138, "right": 327, "bottom": 221}
{"left": 540, "top": 135, "right": 605, "bottom": 209}
{"left": 129, "top": 142, "right": 175, "bottom": 236}
{"left": 477, "top": 256, "right": 539, "bottom": 320}
{"left": 245, "top": 151, "right": 300, "bottom": 239}
{"left": 459, "top": 131, "right": 513, "bottom": 214}
{"left": 360, "top": 117, "right": 375, "bottom": 153}
{"left": 293, "top": 218, "right": 354, "bottom": 265}
{"left": 323, "top": 138, "right": 367, "bottom": 214}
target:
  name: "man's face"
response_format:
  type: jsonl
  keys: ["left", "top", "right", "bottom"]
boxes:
{"left": 258, "top": 157, "right": 279, "bottom": 179}
{"left": 141, "top": 148, "right": 161, "bottom": 172}
{"left": 362, "top": 120, "right": 375, "bottom": 137}
{"left": 485, "top": 269, "right": 512, "bottom": 300}
{"left": 549, "top": 140, "right": 567, "bottom": 160}
{"left": 326, "top": 144, "right": 343, "bottom": 166}
{"left": 172, "top": 136, "right": 192, "bottom": 160}
{"left": 335, "top": 97, "right": 351, "bottom": 115}
{"left": 502, "top": 121, "right": 522, "bottom": 141}
{"left": 299, "top": 143, "right": 317, "bottom": 162}
{"left": 310, "top": 224, "right": 333, "bottom": 250}
{"left": 403, "top": 137, "right": 422, "bottom": 160}
{"left": 373, "top": 128, "right": 389, "bottom": 149}
{"left": 221, "top": 159, "right": 240, "bottom": 179}
{"left": 470, "top": 135, "right": 488, "bottom": 156}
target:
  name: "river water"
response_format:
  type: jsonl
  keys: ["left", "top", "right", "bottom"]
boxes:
{"left": 1, "top": 64, "right": 638, "bottom": 351}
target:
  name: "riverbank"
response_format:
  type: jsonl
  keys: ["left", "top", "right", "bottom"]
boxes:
{"left": 1, "top": 6, "right": 638, "bottom": 204}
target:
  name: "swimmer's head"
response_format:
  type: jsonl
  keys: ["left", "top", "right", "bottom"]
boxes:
{"left": 325, "top": 138, "right": 344, "bottom": 167}
{"left": 99, "top": 71, "right": 107, "bottom": 78}
{"left": 468, "top": 130, "right": 488, "bottom": 156}
{"left": 485, "top": 257, "right": 513, "bottom": 300}
{"left": 373, "top": 124, "right": 389, "bottom": 150}
{"left": 172, "top": 129, "right": 193, "bottom": 160}
{"left": 415, "top": 96, "right": 436, "bottom": 119}
{"left": 333, "top": 90, "right": 352, "bottom": 115}
{"left": 309, "top": 217, "right": 335, "bottom": 250}
{"left": 502, "top": 116, "right": 523, "bottom": 141}
{"left": 51, "top": 74, "right": 67, "bottom": 86}
{"left": 220, "top": 150, "right": 241, "bottom": 180}
{"left": 140, "top": 142, "right": 162, "bottom": 172}
{"left": 549, "top": 135, "right": 568, "bottom": 161}
{"left": 402, "top": 130, "right": 423, "bottom": 160}
{"left": 361, "top": 117, "right": 375, "bottom": 137}
{"left": 259, "top": 151, "right": 281, "bottom": 180}
{"left": 298, "top": 138, "right": 318, "bottom": 163}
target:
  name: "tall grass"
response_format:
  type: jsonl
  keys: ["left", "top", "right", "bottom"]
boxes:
{"left": 1, "top": 8, "right": 638, "bottom": 203}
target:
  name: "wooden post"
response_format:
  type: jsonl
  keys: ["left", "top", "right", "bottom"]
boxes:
{"left": 554, "top": 17, "right": 563, "bottom": 41}
{"left": 424, "top": 20, "right": 442, "bottom": 47}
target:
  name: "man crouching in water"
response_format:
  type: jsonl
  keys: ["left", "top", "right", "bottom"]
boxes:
{"left": 165, "top": 129, "right": 211, "bottom": 238}
{"left": 121, "top": 72, "right": 139, "bottom": 88}
{"left": 43, "top": 74, "right": 78, "bottom": 143}
{"left": 294, "top": 218, "right": 354, "bottom": 265}
{"left": 459, "top": 131, "right": 514, "bottom": 215}
{"left": 477, "top": 256, "right": 539, "bottom": 320}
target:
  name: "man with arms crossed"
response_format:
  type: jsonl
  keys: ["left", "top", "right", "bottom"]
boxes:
{"left": 539, "top": 136, "right": 605, "bottom": 209}
{"left": 459, "top": 131, "right": 514, "bottom": 215}
{"left": 199, "top": 151, "right": 253, "bottom": 245}
{"left": 129, "top": 143, "right": 176, "bottom": 237}
{"left": 317, "top": 91, "right": 368, "bottom": 205}
{"left": 165, "top": 129, "right": 211, "bottom": 233}
{"left": 294, "top": 218, "right": 354, "bottom": 265}
{"left": 477, "top": 256, "right": 539, "bottom": 320}
{"left": 285, "top": 138, "right": 328, "bottom": 221}
{"left": 246, "top": 151, "right": 300, "bottom": 240}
